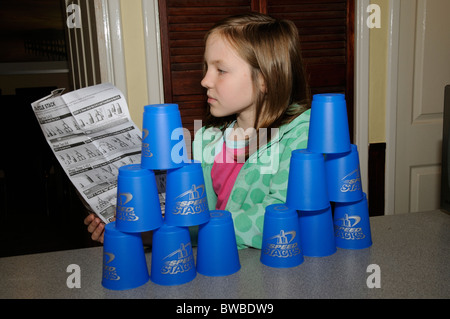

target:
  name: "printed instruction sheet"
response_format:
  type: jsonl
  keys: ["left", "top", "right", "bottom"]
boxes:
{"left": 31, "top": 83, "right": 143, "bottom": 223}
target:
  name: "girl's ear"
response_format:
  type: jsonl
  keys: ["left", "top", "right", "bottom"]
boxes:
{"left": 257, "top": 72, "right": 267, "bottom": 94}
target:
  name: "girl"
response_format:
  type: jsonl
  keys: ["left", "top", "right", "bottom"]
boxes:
{"left": 193, "top": 13, "right": 311, "bottom": 249}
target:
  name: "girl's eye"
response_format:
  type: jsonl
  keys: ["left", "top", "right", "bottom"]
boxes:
{"left": 218, "top": 69, "right": 226, "bottom": 75}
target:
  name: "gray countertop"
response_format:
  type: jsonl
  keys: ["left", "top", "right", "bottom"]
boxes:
{"left": 0, "top": 210, "right": 449, "bottom": 299}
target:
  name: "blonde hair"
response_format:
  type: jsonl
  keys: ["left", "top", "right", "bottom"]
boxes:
{"left": 204, "top": 12, "right": 311, "bottom": 133}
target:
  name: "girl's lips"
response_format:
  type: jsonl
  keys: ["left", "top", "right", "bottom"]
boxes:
{"left": 207, "top": 97, "right": 217, "bottom": 104}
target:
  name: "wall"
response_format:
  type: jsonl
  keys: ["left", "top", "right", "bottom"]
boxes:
{"left": 116, "top": 0, "right": 164, "bottom": 131}
{"left": 368, "top": 0, "right": 389, "bottom": 144}
{"left": 120, "top": 0, "right": 149, "bottom": 130}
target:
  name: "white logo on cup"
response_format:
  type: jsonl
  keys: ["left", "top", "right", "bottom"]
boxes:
{"left": 142, "top": 143, "right": 154, "bottom": 158}
{"left": 160, "top": 243, "right": 195, "bottom": 275}
{"left": 340, "top": 169, "right": 362, "bottom": 193}
{"left": 141, "top": 129, "right": 154, "bottom": 158}
{"left": 142, "top": 129, "right": 149, "bottom": 140}
{"left": 103, "top": 252, "right": 120, "bottom": 281}
{"left": 262, "top": 230, "right": 301, "bottom": 258}
{"left": 116, "top": 193, "right": 139, "bottom": 222}
{"left": 334, "top": 213, "right": 366, "bottom": 240}
{"left": 172, "top": 184, "right": 208, "bottom": 216}
{"left": 117, "top": 193, "right": 133, "bottom": 205}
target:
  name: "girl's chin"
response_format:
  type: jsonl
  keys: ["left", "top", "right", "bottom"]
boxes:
{"left": 209, "top": 106, "right": 228, "bottom": 118}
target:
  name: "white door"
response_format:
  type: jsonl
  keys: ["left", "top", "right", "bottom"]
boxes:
{"left": 394, "top": 0, "right": 450, "bottom": 214}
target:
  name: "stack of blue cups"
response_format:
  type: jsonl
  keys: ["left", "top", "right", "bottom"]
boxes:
{"left": 285, "top": 94, "right": 372, "bottom": 258}
{"left": 102, "top": 104, "right": 199, "bottom": 290}
{"left": 141, "top": 104, "right": 211, "bottom": 286}
{"left": 102, "top": 103, "right": 241, "bottom": 290}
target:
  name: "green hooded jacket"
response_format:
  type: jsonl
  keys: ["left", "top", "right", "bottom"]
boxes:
{"left": 193, "top": 108, "right": 310, "bottom": 249}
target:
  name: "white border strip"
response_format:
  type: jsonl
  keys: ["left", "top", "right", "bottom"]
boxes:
{"left": 355, "top": 0, "right": 370, "bottom": 199}
{"left": 94, "top": 0, "right": 127, "bottom": 98}
{"left": 142, "top": 0, "right": 165, "bottom": 104}
{"left": 384, "top": 0, "right": 400, "bottom": 215}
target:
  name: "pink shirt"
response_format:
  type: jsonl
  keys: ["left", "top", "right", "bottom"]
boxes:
{"left": 211, "top": 133, "right": 247, "bottom": 210}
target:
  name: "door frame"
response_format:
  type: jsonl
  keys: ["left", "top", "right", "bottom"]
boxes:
{"left": 355, "top": 0, "right": 401, "bottom": 215}
{"left": 384, "top": 0, "right": 400, "bottom": 215}
{"left": 354, "top": 0, "right": 370, "bottom": 202}
{"left": 92, "top": 0, "right": 127, "bottom": 96}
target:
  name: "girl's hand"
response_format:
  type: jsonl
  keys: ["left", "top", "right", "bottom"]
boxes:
{"left": 84, "top": 213, "right": 105, "bottom": 244}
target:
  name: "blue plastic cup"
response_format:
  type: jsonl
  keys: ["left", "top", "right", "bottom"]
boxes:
{"left": 141, "top": 104, "right": 188, "bottom": 170}
{"left": 333, "top": 193, "right": 372, "bottom": 249}
{"left": 197, "top": 210, "right": 241, "bottom": 276}
{"left": 102, "top": 222, "right": 150, "bottom": 290}
{"left": 115, "top": 164, "right": 163, "bottom": 233}
{"left": 164, "top": 161, "right": 210, "bottom": 226}
{"left": 286, "top": 150, "right": 330, "bottom": 211}
{"left": 298, "top": 206, "right": 336, "bottom": 257}
{"left": 260, "top": 204, "right": 304, "bottom": 268}
{"left": 307, "top": 93, "right": 351, "bottom": 154}
{"left": 325, "top": 144, "right": 364, "bottom": 203}
{"left": 150, "top": 223, "right": 196, "bottom": 286}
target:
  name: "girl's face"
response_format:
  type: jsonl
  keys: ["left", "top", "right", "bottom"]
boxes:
{"left": 201, "top": 33, "right": 260, "bottom": 128}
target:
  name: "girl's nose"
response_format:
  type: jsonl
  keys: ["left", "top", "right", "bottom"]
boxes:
{"left": 201, "top": 71, "right": 212, "bottom": 89}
